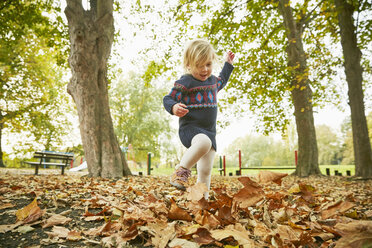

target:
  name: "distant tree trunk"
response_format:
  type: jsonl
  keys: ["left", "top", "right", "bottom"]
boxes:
{"left": 64, "top": 0, "right": 131, "bottom": 177}
{"left": 278, "top": 0, "right": 321, "bottom": 177}
{"left": 334, "top": 0, "right": 372, "bottom": 178}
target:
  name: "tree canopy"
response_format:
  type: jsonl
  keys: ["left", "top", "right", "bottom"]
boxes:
{"left": 0, "top": 0, "right": 70, "bottom": 165}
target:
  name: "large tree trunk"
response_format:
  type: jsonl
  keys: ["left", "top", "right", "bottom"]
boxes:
{"left": 64, "top": 0, "right": 131, "bottom": 178}
{"left": 278, "top": 0, "right": 321, "bottom": 177}
{"left": 334, "top": 0, "right": 372, "bottom": 178}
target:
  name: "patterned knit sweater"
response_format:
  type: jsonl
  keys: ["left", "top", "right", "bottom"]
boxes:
{"left": 163, "top": 62, "right": 234, "bottom": 150}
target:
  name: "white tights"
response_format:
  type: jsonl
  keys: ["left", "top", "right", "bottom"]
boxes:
{"left": 179, "top": 134, "right": 216, "bottom": 198}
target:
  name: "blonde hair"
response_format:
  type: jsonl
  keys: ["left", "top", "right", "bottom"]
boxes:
{"left": 183, "top": 39, "right": 217, "bottom": 71}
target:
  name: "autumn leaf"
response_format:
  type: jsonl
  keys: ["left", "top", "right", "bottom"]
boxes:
{"left": 256, "top": 171, "right": 288, "bottom": 185}
{"left": 233, "top": 187, "right": 264, "bottom": 208}
{"left": 0, "top": 203, "right": 15, "bottom": 210}
{"left": 67, "top": 230, "right": 83, "bottom": 241}
{"left": 15, "top": 198, "right": 44, "bottom": 224}
{"left": 233, "top": 177, "right": 264, "bottom": 208}
{"left": 192, "top": 227, "right": 215, "bottom": 245}
{"left": 194, "top": 210, "right": 220, "bottom": 229}
{"left": 46, "top": 226, "right": 70, "bottom": 238}
{"left": 42, "top": 214, "right": 72, "bottom": 228}
{"left": 168, "top": 198, "right": 192, "bottom": 222}
{"left": 210, "top": 224, "right": 256, "bottom": 246}
{"left": 333, "top": 220, "right": 372, "bottom": 248}
{"left": 321, "top": 200, "right": 355, "bottom": 219}
{"left": 186, "top": 182, "right": 208, "bottom": 202}
{"left": 298, "top": 183, "right": 316, "bottom": 204}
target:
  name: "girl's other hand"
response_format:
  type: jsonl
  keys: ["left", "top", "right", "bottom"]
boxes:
{"left": 226, "top": 51, "right": 235, "bottom": 65}
{"left": 172, "top": 103, "right": 189, "bottom": 117}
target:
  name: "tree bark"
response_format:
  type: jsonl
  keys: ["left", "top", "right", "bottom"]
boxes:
{"left": 64, "top": 0, "right": 131, "bottom": 177}
{"left": 278, "top": 0, "right": 321, "bottom": 177}
{"left": 334, "top": 0, "right": 372, "bottom": 178}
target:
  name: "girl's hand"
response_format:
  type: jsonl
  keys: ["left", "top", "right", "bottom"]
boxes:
{"left": 172, "top": 103, "right": 189, "bottom": 117}
{"left": 226, "top": 51, "right": 235, "bottom": 65}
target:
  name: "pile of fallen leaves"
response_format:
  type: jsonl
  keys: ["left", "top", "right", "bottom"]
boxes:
{"left": 0, "top": 170, "right": 372, "bottom": 248}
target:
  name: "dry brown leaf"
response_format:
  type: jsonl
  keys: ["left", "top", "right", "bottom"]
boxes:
{"left": 233, "top": 187, "right": 264, "bottom": 208}
{"left": 334, "top": 233, "right": 372, "bottom": 248}
{"left": 149, "top": 221, "right": 176, "bottom": 248}
{"left": 15, "top": 198, "right": 43, "bottom": 223}
{"left": 168, "top": 198, "right": 192, "bottom": 222}
{"left": 321, "top": 201, "right": 355, "bottom": 219}
{"left": 186, "top": 182, "right": 208, "bottom": 202}
{"left": 67, "top": 230, "right": 83, "bottom": 241}
{"left": 298, "top": 183, "right": 316, "bottom": 204}
{"left": 254, "top": 222, "right": 271, "bottom": 237}
{"left": 194, "top": 210, "right": 220, "bottom": 229}
{"left": 168, "top": 238, "right": 199, "bottom": 248}
{"left": 84, "top": 216, "right": 105, "bottom": 221}
{"left": 45, "top": 226, "right": 70, "bottom": 238}
{"left": 276, "top": 224, "right": 301, "bottom": 240}
{"left": 210, "top": 224, "right": 256, "bottom": 246}
{"left": 0, "top": 203, "right": 15, "bottom": 210}
{"left": 42, "top": 214, "right": 72, "bottom": 228}
{"left": 84, "top": 221, "right": 112, "bottom": 236}
{"left": 256, "top": 171, "right": 288, "bottom": 185}
{"left": 192, "top": 228, "right": 215, "bottom": 245}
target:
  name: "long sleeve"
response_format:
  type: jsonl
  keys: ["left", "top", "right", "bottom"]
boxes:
{"left": 217, "top": 62, "right": 234, "bottom": 92}
{"left": 163, "top": 82, "right": 185, "bottom": 115}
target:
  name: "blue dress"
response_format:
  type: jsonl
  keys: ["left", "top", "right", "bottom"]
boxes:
{"left": 163, "top": 62, "right": 234, "bottom": 151}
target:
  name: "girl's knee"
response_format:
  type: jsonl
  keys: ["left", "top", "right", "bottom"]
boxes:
{"left": 192, "top": 134, "right": 212, "bottom": 153}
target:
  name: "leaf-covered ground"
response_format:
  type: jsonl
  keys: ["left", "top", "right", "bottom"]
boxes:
{"left": 0, "top": 168, "right": 371, "bottom": 248}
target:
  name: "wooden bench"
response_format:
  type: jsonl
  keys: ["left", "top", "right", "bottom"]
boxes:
{"left": 24, "top": 151, "right": 74, "bottom": 175}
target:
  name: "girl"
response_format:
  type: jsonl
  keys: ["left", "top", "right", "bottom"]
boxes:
{"left": 163, "top": 39, "right": 235, "bottom": 198}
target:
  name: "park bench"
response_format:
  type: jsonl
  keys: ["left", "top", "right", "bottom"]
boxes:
{"left": 24, "top": 151, "right": 74, "bottom": 175}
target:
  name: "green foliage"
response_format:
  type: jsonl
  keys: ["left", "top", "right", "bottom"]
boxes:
{"left": 224, "top": 134, "right": 294, "bottom": 168}
{"left": 0, "top": 0, "right": 72, "bottom": 157}
{"left": 109, "top": 71, "right": 174, "bottom": 164}
{"left": 171, "top": 0, "right": 371, "bottom": 134}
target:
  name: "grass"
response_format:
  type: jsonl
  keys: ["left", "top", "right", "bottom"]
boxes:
{"left": 131, "top": 164, "right": 355, "bottom": 177}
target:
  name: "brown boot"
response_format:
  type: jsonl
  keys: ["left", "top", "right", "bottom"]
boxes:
{"left": 170, "top": 166, "right": 191, "bottom": 191}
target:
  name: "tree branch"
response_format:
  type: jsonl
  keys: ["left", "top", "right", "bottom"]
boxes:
{"left": 260, "top": 23, "right": 284, "bottom": 49}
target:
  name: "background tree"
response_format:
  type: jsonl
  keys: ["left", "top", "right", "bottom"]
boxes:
{"left": 0, "top": 0, "right": 68, "bottom": 167}
{"left": 64, "top": 0, "right": 131, "bottom": 178}
{"left": 110, "top": 72, "right": 173, "bottom": 164}
{"left": 173, "top": 0, "right": 352, "bottom": 176}
{"left": 334, "top": 0, "right": 372, "bottom": 178}
{"left": 341, "top": 112, "right": 372, "bottom": 165}
{"left": 316, "top": 125, "right": 342, "bottom": 165}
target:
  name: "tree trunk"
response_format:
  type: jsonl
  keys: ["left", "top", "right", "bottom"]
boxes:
{"left": 334, "top": 0, "right": 372, "bottom": 178}
{"left": 278, "top": 0, "right": 321, "bottom": 177}
{"left": 64, "top": 0, "right": 131, "bottom": 178}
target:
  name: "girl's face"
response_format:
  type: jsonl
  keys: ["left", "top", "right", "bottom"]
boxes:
{"left": 189, "top": 61, "right": 213, "bottom": 82}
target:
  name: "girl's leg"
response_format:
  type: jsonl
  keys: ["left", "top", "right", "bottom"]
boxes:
{"left": 171, "top": 134, "right": 212, "bottom": 190}
{"left": 179, "top": 134, "right": 212, "bottom": 170}
{"left": 196, "top": 148, "right": 216, "bottom": 199}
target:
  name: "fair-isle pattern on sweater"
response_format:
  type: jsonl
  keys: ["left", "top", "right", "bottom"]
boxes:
{"left": 168, "top": 77, "right": 224, "bottom": 109}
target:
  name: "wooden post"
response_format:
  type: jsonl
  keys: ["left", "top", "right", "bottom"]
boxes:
{"left": 239, "top": 150, "right": 242, "bottom": 175}
{"left": 147, "top": 153, "right": 152, "bottom": 175}
{"left": 223, "top": 155, "right": 226, "bottom": 176}
{"left": 326, "top": 168, "right": 330, "bottom": 176}
{"left": 295, "top": 150, "right": 298, "bottom": 166}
